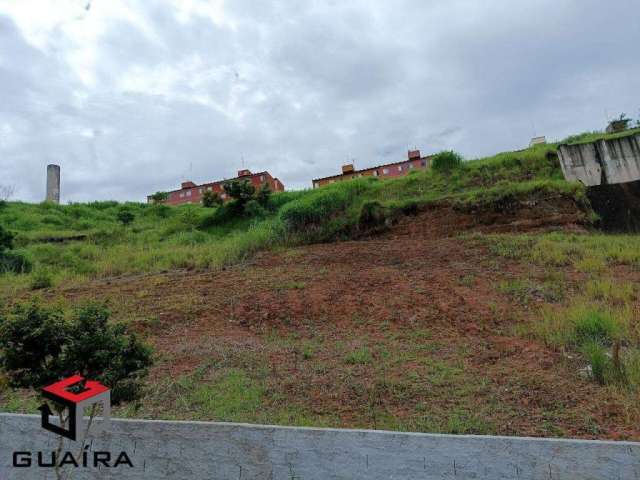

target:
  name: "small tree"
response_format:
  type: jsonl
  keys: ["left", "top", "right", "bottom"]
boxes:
{"left": 0, "top": 301, "right": 152, "bottom": 479}
{"left": 117, "top": 208, "right": 135, "bottom": 226}
{"left": 0, "top": 300, "right": 153, "bottom": 403}
{"left": 223, "top": 180, "right": 255, "bottom": 205}
{"left": 149, "top": 191, "right": 169, "bottom": 204}
{"left": 202, "top": 190, "right": 223, "bottom": 208}
{"left": 256, "top": 183, "right": 272, "bottom": 207}
{"left": 431, "top": 150, "right": 463, "bottom": 173}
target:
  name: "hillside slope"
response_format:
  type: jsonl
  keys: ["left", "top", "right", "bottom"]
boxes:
{"left": 2, "top": 137, "right": 639, "bottom": 439}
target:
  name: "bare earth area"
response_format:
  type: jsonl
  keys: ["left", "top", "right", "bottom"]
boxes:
{"left": 17, "top": 206, "right": 640, "bottom": 440}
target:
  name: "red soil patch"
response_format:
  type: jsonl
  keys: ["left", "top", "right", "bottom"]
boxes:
{"left": 40, "top": 204, "right": 639, "bottom": 439}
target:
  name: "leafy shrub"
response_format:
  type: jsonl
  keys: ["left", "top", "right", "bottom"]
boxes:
{"left": 432, "top": 150, "right": 463, "bottom": 172}
{"left": 0, "top": 251, "right": 32, "bottom": 274}
{"left": 117, "top": 209, "right": 135, "bottom": 226}
{"left": 202, "top": 190, "right": 223, "bottom": 208}
{"left": 0, "top": 225, "right": 14, "bottom": 252}
{"left": 0, "top": 301, "right": 153, "bottom": 403}
{"left": 256, "top": 184, "right": 272, "bottom": 207}
{"left": 223, "top": 180, "right": 255, "bottom": 209}
{"left": 146, "top": 204, "right": 171, "bottom": 218}
{"left": 149, "top": 191, "right": 169, "bottom": 204}
{"left": 244, "top": 199, "right": 267, "bottom": 218}
{"left": 30, "top": 269, "right": 53, "bottom": 290}
{"left": 0, "top": 224, "right": 31, "bottom": 274}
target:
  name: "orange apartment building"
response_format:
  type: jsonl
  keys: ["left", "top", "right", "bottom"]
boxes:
{"left": 149, "top": 169, "right": 284, "bottom": 205}
{"left": 312, "top": 150, "right": 432, "bottom": 188}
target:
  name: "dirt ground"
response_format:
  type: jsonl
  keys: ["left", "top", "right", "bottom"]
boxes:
{"left": 20, "top": 205, "right": 640, "bottom": 440}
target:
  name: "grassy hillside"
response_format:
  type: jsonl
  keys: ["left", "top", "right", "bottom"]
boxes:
{"left": 0, "top": 141, "right": 584, "bottom": 298}
{"left": 2, "top": 133, "right": 640, "bottom": 439}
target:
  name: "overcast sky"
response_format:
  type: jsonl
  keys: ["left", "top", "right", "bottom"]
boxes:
{"left": 0, "top": 0, "right": 638, "bottom": 202}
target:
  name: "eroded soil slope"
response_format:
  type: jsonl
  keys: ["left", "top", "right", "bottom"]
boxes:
{"left": 11, "top": 203, "right": 639, "bottom": 439}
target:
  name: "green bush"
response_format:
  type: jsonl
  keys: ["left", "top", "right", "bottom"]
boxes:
{"left": 223, "top": 180, "right": 255, "bottom": 209}
{"left": 244, "top": 199, "right": 267, "bottom": 218}
{"left": 256, "top": 184, "right": 272, "bottom": 207}
{"left": 0, "top": 251, "right": 31, "bottom": 274}
{"left": 30, "top": 269, "right": 53, "bottom": 290}
{"left": 0, "top": 225, "right": 14, "bottom": 252}
{"left": 574, "top": 309, "right": 618, "bottom": 346}
{"left": 202, "top": 190, "right": 222, "bottom": 208}
{"left": 432, "top": 150, "right": 463, "bottom": 172}
{"left": 149, "top": 191, "right": 169, "bottom": 204}
{"left": 117, "top": 209, "right": 135, "bottom": 226}
{"left": 0, "top": 301, "right": 153, "bottom": 403}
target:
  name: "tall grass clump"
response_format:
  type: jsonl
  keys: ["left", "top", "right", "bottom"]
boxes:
{"left": 431, "top": 151, "right": 463, "bottom": 173}
{"left": 278, "top": 178, "right": 376, "bottom": 241}
{"left": 530, "top": 301, "right": 638, "bottom": 388}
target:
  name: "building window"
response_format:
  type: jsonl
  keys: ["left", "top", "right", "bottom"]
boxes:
{"left": 408, "top": 163, "right": 414, "bottom": 169}
{"left": 260, "top": 175, "right": 265, "bottom": 182}
{"left": 179, "top": 192, "right": 185, "bottom": 198}
{"left": 314, "top": 182, "right": 319, "bottom": 188}
{"left": 373, "top": 170, "right": 378, "bottom": 176}
{"left": 207, "top": 186, "right": 212, "bottom": 191}
{"left": 186, "top": 190, "right": 192, "bottom": 197}
{"left": 398, "top": 165, "right": 403, "bottom": 172}
{"left": 421, "top": 160, "right": 426, "bottom": 167}
{"left": 382, "top": 168, "right": 389, "bottom": 174}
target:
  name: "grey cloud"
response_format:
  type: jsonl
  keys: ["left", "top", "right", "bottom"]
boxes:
{"left": 1, "top": 1, "right": 639, "bottom": 202}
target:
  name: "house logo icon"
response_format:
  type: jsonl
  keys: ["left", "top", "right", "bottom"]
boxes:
{"left": 38, "top": 375, "right": 111, "bottom": 441}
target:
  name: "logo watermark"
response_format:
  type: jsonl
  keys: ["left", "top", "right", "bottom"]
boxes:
{"left": 11, "top": 375, "right": 134, "bottom": 471}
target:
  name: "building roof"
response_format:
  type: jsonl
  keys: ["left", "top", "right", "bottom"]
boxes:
{"left": 312, "top": 156, "right": 432, "bottom": 183}
{"left": 159, "top": 171, "right": 273, "bottom": 196}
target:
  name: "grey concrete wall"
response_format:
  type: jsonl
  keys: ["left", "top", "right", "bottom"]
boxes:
{"left": 558, "top": 133, "right": 640, "bottom": 186}
{"left": 1, "top": 414, "right": 639, "bottom": 479}
{"left": 45, "top": 164, "right": 60, "bottom": 203}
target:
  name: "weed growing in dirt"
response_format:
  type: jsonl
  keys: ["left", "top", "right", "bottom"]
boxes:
{"left": 344, "top": 347, "right": 373, "bottom": 365}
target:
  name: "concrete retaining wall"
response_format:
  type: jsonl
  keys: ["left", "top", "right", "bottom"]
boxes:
{"left": 1, "top": 413, "right": 639, "bottom": 479}
{"left": 558, "top": 133, "right": 640, "bottom": 186}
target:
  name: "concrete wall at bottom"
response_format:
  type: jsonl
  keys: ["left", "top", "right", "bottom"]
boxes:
{"left": 1, "top": 413, "right": 639, "bottom": 479}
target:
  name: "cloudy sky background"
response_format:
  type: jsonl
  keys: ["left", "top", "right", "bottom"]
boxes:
{"left": 1, "top": 0, "right": 638, "bottom": 202}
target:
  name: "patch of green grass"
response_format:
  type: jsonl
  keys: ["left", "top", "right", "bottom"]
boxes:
{"left": 30, "top": 268, "right": 53, "bottom": 290}
{"left": 561, "top": 127, "right": 640, "bottom": 145}
{"left": 585, "top": 279, "right": 634, "bottom": 305}
{"left": 458, "top": 275, "right": 475, "bottom": 287}
{"left": 344, "top": 346, "right": 373, "bottom": 365}
{"left": 483, "top": 232, "right": 640, "bottom": 271}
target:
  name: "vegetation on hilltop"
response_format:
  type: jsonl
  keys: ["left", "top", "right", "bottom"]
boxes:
{"left": 0, "top": 141, "right": 585, "bottom": 297}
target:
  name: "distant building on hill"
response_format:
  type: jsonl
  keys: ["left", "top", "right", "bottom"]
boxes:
{"left": 529, "top": 136, "right": 547, "bottom": 147}
{"left": 312, "top": 150, "right": 433, "bottom": 188}
{"left": 148, "top": 169, "right": 284, "bottom": 205}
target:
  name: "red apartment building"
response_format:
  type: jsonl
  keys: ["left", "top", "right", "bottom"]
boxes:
{"left": 149, "top": 169, "right": 284, "bottom": 205}
{"left": 312, "top": 150, "right": 432, "bottom": 188}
